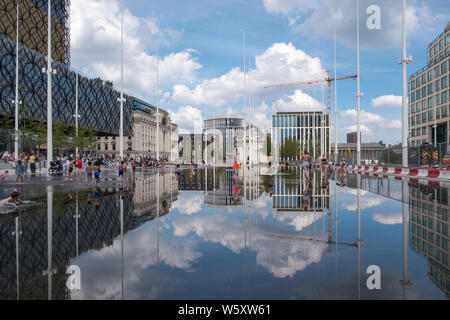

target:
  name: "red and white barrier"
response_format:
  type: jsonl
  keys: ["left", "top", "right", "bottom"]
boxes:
{"left": 347, "top": 165, "right": 450, "bottom": 180}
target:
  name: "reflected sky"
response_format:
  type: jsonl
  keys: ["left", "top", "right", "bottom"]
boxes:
{"left": 0, "top": 167, "right": 448, "bottom": 300}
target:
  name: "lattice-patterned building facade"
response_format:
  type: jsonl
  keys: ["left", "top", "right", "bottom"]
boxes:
{"left": 0, "top": 0, "right": 134, "bottom": 138}
{"left": 0, "top": 0, "right": 70, "bottom": 65}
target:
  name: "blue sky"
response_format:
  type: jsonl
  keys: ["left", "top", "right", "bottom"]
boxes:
{"left": 70, "top": 0, "right": 450, "bottom": 144}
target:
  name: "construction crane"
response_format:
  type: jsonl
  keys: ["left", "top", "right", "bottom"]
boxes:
{"left": 265, "top": 71, "right": 357, "bottom": 156}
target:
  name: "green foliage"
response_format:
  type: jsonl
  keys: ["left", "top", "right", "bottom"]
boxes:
{"left": 280, "top": 138, "right": 300, "bottom": 160}
{"left": 266, "top": 135, "right": 271, "bottom": 156}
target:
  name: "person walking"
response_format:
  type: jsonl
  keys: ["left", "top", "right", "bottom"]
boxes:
{"left": 30, "top": 153, "right": 36, "bottom": 175}
{"left": 301, "top": 150, "right": 311, "bottom": 181}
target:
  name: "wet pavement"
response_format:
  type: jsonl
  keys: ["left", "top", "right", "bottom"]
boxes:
{"left": 0, "top": 167, "right": 448, "bottom": 300}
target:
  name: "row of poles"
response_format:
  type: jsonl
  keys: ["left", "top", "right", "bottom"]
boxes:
{"left": 12, "top": 0, "right": 164, "bottom": 169}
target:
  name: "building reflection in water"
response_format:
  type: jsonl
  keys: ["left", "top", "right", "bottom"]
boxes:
{"left": 0, "top": 171, "right": 178, "bottom": 300}
{"left": 408, "top": 182, "right": 449, "bottom": 298}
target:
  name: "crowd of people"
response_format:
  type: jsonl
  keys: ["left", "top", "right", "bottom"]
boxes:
{"left": 0, "top": 150, "right": 170, "bottom": 185}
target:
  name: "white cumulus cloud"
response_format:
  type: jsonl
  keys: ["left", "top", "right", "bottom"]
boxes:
{"left": 70, "top": 0, "right": 201, "bottom": 101}
{"left": 371, "top": 95, "right": 402, "bottom": 108}
{"left": 171, "top": 42, "right": 325, "bottom": 107}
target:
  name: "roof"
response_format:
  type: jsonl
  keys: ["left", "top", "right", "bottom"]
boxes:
{"left": 207, "top": 115, "right": 243, "bottom": 120}
{"left": 331, "top": 143, "right": 385, "bottom": 149}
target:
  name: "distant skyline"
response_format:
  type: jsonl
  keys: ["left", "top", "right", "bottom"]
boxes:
{"left": 69, "top": 0, "right": 450, "bottom": 144}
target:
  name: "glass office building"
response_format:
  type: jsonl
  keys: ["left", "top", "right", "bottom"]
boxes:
{"left": 408, "top": 22, "right": 450, "bottom": 147}
{"left": 272, "top": 112, "right": 330, "bottom": 161}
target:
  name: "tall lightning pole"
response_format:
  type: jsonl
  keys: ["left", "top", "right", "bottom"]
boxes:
{"left": 401, "top": 0, "right": 411, "bottom": 167}
{"left": 356, "top": 0, "right": 362, "bottom": 166}
{"left": 243, "top": 32, "right": 247, "bottom": 167}
{"left": 156, "top": 41, "right": 160, "bottom": 161}
{"left": 119, "top": 0, "right": 125, "bottom": 160}
{"left": 45, "top": 0, "right": 55, "bottom": 169}
{"left": 334, "top": 30, "right": 339, "bottom": 164}
{"left": 14, "top": 3, "right": 21, "bottom": 160}
{"left": 74, "top": 73, "right": 79, "bottom": 157}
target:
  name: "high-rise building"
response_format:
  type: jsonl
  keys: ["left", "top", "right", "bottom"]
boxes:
{"left": 272, "top": 111, "right": 330, "bottom": 162}
{"left": 408, "top": 23, "right": 450, "bottom": 148}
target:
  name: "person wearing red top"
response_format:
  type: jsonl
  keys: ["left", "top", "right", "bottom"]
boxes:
{"left": 76, "top": 158, "right": 83, "bottom": 176}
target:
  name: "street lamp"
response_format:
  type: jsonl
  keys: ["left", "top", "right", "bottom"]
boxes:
{"left": 118, "top": 0, "right": 125, "bottom": 160}
{"left": 43, "top": 0, "right": 57, "bottom": 170}
{"left": 356, "top": 0, "right": 363, "bottom": 166}
{"left": 400, "top": 0, "right": 412, "bottom": 168}
{"left": 13, "top": 2, "right": 22, "bottom": 161}
{"left": 73, "top": 73, "right": 80, "bottom": 157}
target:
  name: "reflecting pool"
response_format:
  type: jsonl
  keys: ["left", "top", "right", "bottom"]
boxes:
{"left": 0, "top": 167, "right": 448, "bottom": 299}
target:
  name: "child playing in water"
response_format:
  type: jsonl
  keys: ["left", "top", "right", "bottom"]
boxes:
{"left": 1, "top": 171, "right": 8, "bottom": 180}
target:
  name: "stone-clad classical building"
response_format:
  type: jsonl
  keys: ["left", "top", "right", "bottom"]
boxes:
{"left": 96, "top": 98, "right": 178, "bottom": 161}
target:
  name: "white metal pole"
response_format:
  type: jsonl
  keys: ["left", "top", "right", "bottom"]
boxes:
{"left": 334, "top": 30, "right": 339, "bottom": 164}
{"left": 156, "top": 41, "right": 160, "bottom": 161}
{"left": 46, "top": 0, "right": 53, "bottom": 169}
{"left": 401, "top": 0, "right": 410, "bottom": 167}
{"left": 75, "top": 73, "right": 79, "bottom": 157}
{"left": 119, "top": 0, "right": 124, "bottom": 160}
{"left": 14, "top": 2, "right": 20, "bottom": 159}
{"left": 356, "top": 0, "right": 362, "bottom": 166}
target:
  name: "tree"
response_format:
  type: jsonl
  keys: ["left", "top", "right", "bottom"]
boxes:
{"left": 266, "top": 135, "right": 271, "bottom": 156}
{"left": 53, "top": 119, "right": 69, "bottom": 155}
{"left": 280, "top": 138, "right": 300, "bottom": 161}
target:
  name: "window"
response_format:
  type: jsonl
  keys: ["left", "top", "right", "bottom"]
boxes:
{"left": 442, "top": 61, "right": 448, "bottom": 74}
{"left": 422, "top": 112, "right": 427, "bottom": 123}
{"left": 104, "top": 144, "right": 108, "bottom": 151}
{"left": 422, "top": 86, "right": 427, "bottom": 97}
{"left": 442, "top": 106, "right": 448, "bottom": 118}
{"left": 416, "top": 90, "right": 421, "bottom": 100}
{"left": 417, "top": 128, "right": 421, "bottom": 136}
{"left": 440, "top": 39, "right": 444, "bottom": 50}
{"left": 435, "top": 66, "right": 440, "bottom": 78}
{"left": 442, "top": 76, "right": 448, "bottom": 89}
{"left": 411, "top": 91, "right": 415, "bottom": 102}
{"left": 422, "top": 100, "right": 427, "bottom": 110}
{"left": 411, "top": 129, "right": 415, "bottom": 137}
{"left": 411, "top": 80, "right": 416, "bottom": 90}
{"left": 428, "top": 110, "right": 434, "bottom": 121}
{"left": 422, "top": 126, "right": 427, "bottom": 135}
{"left": 442, "top": 91, "right": 448, "bottom": 103}
{"left": 428, "top": 83, "right": 433, "bottom": 95}
{"left": 436, "top": 94, "right": 441, "bottom": 105}
{"left": 428, "top": 49, "right": 432, "bottom": 59}
{"left": 428, "top": 97, "right": 434, "bottom": 108}
{"left": 416, "top": 77, "right": 421, "bottom": 87}
{"left": 411, "top": 116, "right": 415, "bottom": 126}
{"left": 422, "top": 74, "right": 427, "bottom": 84}
{"left": 435, "top": 80, "right": 440, "bottom": 92}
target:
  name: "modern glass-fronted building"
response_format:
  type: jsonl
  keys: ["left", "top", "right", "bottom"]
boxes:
{"left": 408, "top": 22, "right": 450, "bottom": 147}
{"left": 204, "top": 115, "right": 245, "bottom": 164}
{"left": 272, "top": 111, "right": 330, "bottom": 162}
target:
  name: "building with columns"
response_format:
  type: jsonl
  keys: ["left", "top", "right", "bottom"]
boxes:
{"left": 97, "top": 98, "right": 178, "bottom": 161}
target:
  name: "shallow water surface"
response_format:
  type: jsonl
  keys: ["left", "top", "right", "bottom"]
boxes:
{"left": 0, "top": 167, "right": 448, "bottom": 299}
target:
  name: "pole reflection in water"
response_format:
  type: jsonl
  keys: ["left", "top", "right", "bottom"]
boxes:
{"left": 74, "top": 192, "right": 80, "bottom": 258}
{"left": 120, "top": 189, "right": 124, "bottom": 300}
{"left": 14, "top": 215, "right": 21, "bottom": 300}
{"left": 44, "top": 185, "right": 55, "bottom": 300}
{"left": 357, "top": 174, "right": 362, "bottom": 300}
{"left": 400, "top": 180, "right": 413, "bottom": 298}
